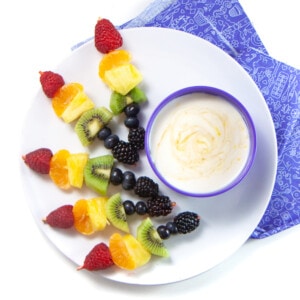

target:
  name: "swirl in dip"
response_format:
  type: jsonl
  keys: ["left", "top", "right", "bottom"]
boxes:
{"left": 146, "top": 87, "right": 255, "bottom": 197}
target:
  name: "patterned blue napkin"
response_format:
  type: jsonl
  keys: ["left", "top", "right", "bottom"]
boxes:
{"left": 120, "top": 0, "right": 300, "bottom": 239}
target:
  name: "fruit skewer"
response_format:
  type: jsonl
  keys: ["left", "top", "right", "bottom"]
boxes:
{"left": 77, "top": 211, "right": 200, "bottom": 272}
{"left": 43, "top": 191, "right": 176, "bottom": 235}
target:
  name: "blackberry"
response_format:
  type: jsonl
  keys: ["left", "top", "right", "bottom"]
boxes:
{"left": 146, "top": 195, "right": 175, "bottom": 217}
{"left": 174, "top": 212, "right": 200, "bottom": 234}
{"left": 112, "top": 140, "right": 139, "bottom": 165}
{"left": 134, "top": 176, "right": 159, "bottom": 198}
{"left": 128, "top": 127, "right": 145, "bottom": 150}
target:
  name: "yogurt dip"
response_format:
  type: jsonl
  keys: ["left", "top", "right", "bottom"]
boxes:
{"left": 146, "top": 88, "right": 255, "bottom": 197}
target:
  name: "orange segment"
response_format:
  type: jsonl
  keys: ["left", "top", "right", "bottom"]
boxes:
{"left": 49, "top": 149, "right": 71, "bottom": 189}
{"left": 73, "top": 198, "right": 108, "bottom": 235}
{"left": 73, "top": 199, "right": 93, "bottom": 235}
{"left": 52, "top": 83, "right": 83, "bottom": 117}
{"left": 109, "top": 233, "right": 151, "bottom": 270}
{"left": 99, "top": 49, "right": 131, "bottom": 83}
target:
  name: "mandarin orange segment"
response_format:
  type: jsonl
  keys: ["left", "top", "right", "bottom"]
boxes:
{"left": 73, "top": 198, "right": 108, "bottom": 235}
{"left": 98, "top": 49, "right": 131, "bottom": 83}
{"left": 73, "top": 199, "right": 94, "bottom": 235}
{"left": 52, "top": 83, "right": 84, "bottom": 117}
{"left": 109, "top": 233, "right": 151, "bottom": 270}
{"left": 49, "top": 149, "right": 71, "bottom": 189}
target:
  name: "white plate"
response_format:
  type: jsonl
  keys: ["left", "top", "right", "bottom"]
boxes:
{"left": 20, "top": 27, "right": 277, "bottom": 285}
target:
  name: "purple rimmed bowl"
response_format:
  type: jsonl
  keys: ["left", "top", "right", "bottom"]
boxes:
{"left": 145, "top": 86, "right": 257, "bottom": 197}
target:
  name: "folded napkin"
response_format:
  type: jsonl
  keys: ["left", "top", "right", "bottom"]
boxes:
{"left": 120, "top": 0, "right": 300, "bottom": 239}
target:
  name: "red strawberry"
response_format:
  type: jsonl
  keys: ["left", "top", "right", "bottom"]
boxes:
{"left": 94, "top": 18, "right": 123, "bottom": 54}
{"left": 77, "top": 242, "right": 114, "bottom": 271}
{"left": 39, "top": 71, "right": 65, "bottom": 98}
{"left": 43, "top": 205, "right": 74, "bottom": 229}
{"left": 22, "top": 148, "right": 53, "bottom": 174}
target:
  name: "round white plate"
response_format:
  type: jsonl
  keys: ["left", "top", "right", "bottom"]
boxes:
{"left": 20, "top": 27, "right": 277, "bottom": 285}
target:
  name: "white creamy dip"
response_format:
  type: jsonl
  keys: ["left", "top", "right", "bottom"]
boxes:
{"left": 149, "top": 93, "right": 251, "bottom": 195}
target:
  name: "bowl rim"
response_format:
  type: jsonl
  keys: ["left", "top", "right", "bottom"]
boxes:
{"left": 145, "top": 85, "right": 257, "bottom": 197}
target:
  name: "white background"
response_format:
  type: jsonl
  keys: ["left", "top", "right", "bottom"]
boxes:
{"left": 1, "top": 0, "right": 300, "bottom": 299}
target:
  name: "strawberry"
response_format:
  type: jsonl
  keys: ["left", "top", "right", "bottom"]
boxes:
{"left": 39, "top": 71, "right": 65, "bottom": 98}
{"left": 77, "top": 242, "right": 114, "bottom": 271}
{"left": 94, "top": 18, "right": 123, "bottom": 54}
{"left": 43, "top": 205, "right": 74, "bottom": 229}
{"left": 22, "top": 148, "right": 53, "bottom": 174}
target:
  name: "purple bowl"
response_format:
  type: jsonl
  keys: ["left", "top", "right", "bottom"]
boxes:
{"left": 145, "top": 86, "right": 257, "bottom": 197}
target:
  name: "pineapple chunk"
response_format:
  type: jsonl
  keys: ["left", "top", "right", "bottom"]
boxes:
{"left": 67, "top": 153, "right": 89, "bottom": 188}
{"left": 61, "top": 91, "right": 95, "bottom": 123}
{"left": 104, "top": 64, "right": 143, "bottom": 95}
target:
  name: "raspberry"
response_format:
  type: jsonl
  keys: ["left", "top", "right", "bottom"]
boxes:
{"left": 128, "top": 127, "right": 145, "bottom": 150}
{"left": 94, "top": 18, "right": 123, "bottom": 54}
{"left": 77, "top": 242, "right": 114, "bottom": 271}
{"left": 174, "top": 212, "right": 200, "bottom": 234}
{"left": 22, "top": 148, "right": 53, "bottom": 174}
{"left": 39, "top": 71, "right": 65, "bottom": 98}
{"left": 146, "top": 195, "right": 175, "bottom": 217}
{"left": 112, "top": 140, "right": 139, "bottom": 165}
{"left": 134, "top": 176, "right": 159, "bottom": 198}
{"left": 43, "top": 205, "right": 74, "bottom": 229}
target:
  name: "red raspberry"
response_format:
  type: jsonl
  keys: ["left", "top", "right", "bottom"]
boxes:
{"left": 77, "top": 242, "right": 114, "bottom": 271}
{"left": 22, "top": 148, "right": 53, "bottom": 174}
{"left": 39, "top": 71, "right": 65, "bottom": 98}
{"left": 43, "top": 205, "right": 74, "bottom": 229}
{"left": 94, "top": 18, "right": 123, "bottom": 54}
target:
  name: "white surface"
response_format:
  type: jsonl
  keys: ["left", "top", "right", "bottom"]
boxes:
{"left": 2, "top": 0, "right": 300, "bottom": 299}
{"left": 20, "top": 27, "right": 277, "bottom": 285}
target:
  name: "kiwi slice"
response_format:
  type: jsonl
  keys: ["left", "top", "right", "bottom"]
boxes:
{"left": 137, "top": 217, "right": 169, "bottom": 257}
{"left": 75, "top": 107, "right": 113, "bottom": 146}
{"left": 83, "top": 154, "right": 114, "bottom": 195}
{"left": 105, "top": 193, "right": 130, "bottom": 233}
{"left": 128, "top": 87, "right": 147, "bottom": 104}
{"left": 109, "top": 87, "right": 147, "bottom": 115}
{"left": 109, "top": 91, "right": 133, "bottom": 115}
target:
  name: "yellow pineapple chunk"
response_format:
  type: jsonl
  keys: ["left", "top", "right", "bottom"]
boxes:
{"left": 67, "top": 153, "right": 89, "bottom": 188}
{"left": 104, "top": 64, "right": 143, "bottom": 95}
{"left": 87, "top": 197, "right": 108, "bottom": 232}
{"left": 61, "top": 91, "right": 95, "bottom": 123}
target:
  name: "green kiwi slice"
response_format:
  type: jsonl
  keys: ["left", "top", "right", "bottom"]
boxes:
{"left": 105, "top": 193, "right": 130, "bottom": 233}
{"left": 137, "top": 217, "right": 169, "bottom": 257}
{"left": 83, "top": 154, "right": 114, "bottom": 195}
{"left": 109, "top": 87, "right": 147, "bottom": 115}
{"left": 128, "top": 86, "right": 147, "bottom": 104}
{"left": 75, "top": 107, "right": 113, "bottom": 146}
{"left": 109, "top": 91, "right": 133, "bottom": 115}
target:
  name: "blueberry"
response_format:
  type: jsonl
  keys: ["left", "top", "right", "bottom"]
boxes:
{"left": 157, "top": 225, "right": 171, "bottom": 239}
{"left": 166, "top": 221, "right": 178, "bottom": 234}
{"left": 124, "top": 116, "right": 139, "bottom": 129}
{"left": 124, "top": 103, "right": 140, "bottom": 117}
{"left": 109, "top": 167, "right": 123, "bottom": 185}
{"left": 123, "top": 200, "right": 135, "bottom": 215}
{"left": 97, "top": 127, "right": 112, "bottom": 141}
{"left": 104, "top": 134, "right": 119, "bottom": 149}
{"left": 122, "top": 171, "right": 136, "bottom": 190}
{"left": 135, "top": 201, "right": 148, "bottom": 215}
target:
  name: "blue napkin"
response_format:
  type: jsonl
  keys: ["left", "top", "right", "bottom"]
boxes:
{"left": 120, "top": 0, "right": 300, "bottom": 239}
